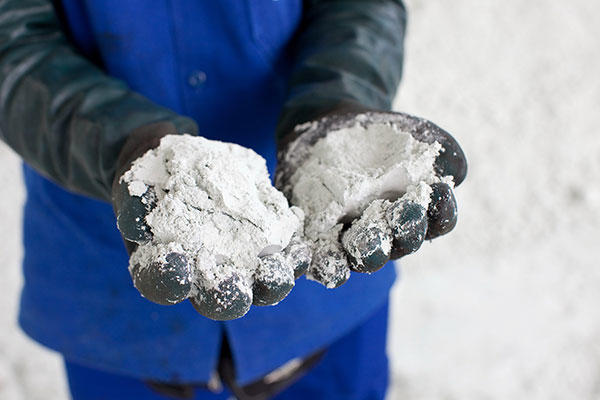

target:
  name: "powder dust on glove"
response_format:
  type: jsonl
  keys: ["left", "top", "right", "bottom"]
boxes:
{"left": 281, "top": 114, "right": 451, "bottom": 286}
{"left": 121, "top": 135, "right": 303, "bottom": 309}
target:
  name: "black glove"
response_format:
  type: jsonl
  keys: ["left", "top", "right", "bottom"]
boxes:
{"left": 112, "top": 123, "right": 311, "bottom": 320}
{"left": 275, "top": 109, "right": 467, "bottom": 288}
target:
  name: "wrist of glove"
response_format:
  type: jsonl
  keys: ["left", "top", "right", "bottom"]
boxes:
{"left": 275, "top": 107, "right": 467, "bottom": 288}
{"left": 112, "top": 124, "right": 310, "bottom": 320}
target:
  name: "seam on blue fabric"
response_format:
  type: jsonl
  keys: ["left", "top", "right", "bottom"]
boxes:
{"left": 165, "top": 0, "right": 188, "bottom": 116}
{"left": 243, "top": 1, "right": 285, "bottom": 89}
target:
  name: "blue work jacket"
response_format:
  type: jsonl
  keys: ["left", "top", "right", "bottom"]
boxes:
{"left": 19, "top": 0, "right": 397, "bottom": 384}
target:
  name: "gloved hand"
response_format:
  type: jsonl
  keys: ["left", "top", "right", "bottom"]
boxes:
{"left": 112, "top": 123, "right": 311, "bottom": 320}
{"left": 275, "top": 109, "right": 467, "bottom": 288}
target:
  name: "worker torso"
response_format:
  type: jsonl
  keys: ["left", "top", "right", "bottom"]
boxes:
{"left": 20, "top": 0, "right": 396, "bottom": 384}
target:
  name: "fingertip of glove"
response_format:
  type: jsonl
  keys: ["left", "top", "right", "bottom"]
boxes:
{"left": 425, "top": 182, "right": 458, "bottom": 240}
{"left": 282, "top": 236, "right": 312, "bottom": 279}
{"left": 252, "top": 253, "right": 295, "bottom": 306}
{"left": 190, "top": 274, "right": 252, "bottom": 320}
{"left": 435, "top": 144, "right": 468, "bottom": 187}
{"left": 131, "top": 252, "right": 192, "bottom": 306}
{"left": 404, "top": 116, "right": 467, "bottom": 187}
{"left": 348, "top": 249, "right": 390, "bottom": 274}
{"left": 344, "top": 227, "right": 391, "bottom": 273}
{"left": 308, "top": 241, "right": 351, "bottom": 289}
{"left": 386, "top": 201, "right": 428, "bottom": 259}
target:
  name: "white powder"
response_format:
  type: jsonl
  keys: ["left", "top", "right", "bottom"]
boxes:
{"left": 280, "top": 115, "right": 447, "bottom": 286}
{"left": 122, "top": 135, "right": 303, "bottom": 303}
{"left": 284, "top": 118, "right": 444, "bottom": 240}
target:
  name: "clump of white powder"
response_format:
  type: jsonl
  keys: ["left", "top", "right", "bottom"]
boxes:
{"left": 122, "top": 135, "right": 303, "bottom": 308}
{"left": 279, "top": 113, "right": 450, "bottom": 286}
{"left": 285, "top": 119, "right": 444, "bottom": 239}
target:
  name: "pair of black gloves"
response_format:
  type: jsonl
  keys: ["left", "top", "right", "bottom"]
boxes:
{"left": 0, "top": 0, "right": 466, "bottom": 321}
{"left": 113, "top": 108, "right": 466, "bottom": 320}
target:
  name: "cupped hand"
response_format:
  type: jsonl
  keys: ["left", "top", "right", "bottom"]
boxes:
{"left": 113, "top": 128, "right": 310, "bottom": 320}
{"left": 275, "top": 110, "right": 467, "bottom": 288}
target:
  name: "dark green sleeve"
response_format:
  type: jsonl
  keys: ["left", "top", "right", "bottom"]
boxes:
{"left": 0, "top": 0, "right": 198, "bottom": 202}
{"left": 276, "top": 0, "right": 407, "bottom": 141}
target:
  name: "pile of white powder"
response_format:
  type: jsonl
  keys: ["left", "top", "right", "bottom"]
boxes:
{"left": 122, "top": 135, "right": 303, "bottom": 305}
{"left": 123, "top": 116, "right": 446, "bottom": 296}
{"left": 280, "top": 114, "right": 447, "bottom": 285}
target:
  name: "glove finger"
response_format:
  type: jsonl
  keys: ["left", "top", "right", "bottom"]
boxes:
{"left": 282, "top": 234, "right": 312, "bottom": 279}
{"left": 115, "top": 182, "right": 156, "bottom": 244}
{"left": 425, "top": 182, "right": 458, "bottom": 240}
{"left": 423, "top": 124, "right": 467, "bottom": 186}
{"left": 384, "top": 113, "right": 467, "bottom": 186}
{"left": 342, "top": 223, "right": 392, "bottom": 274}
{"left": 307, "top": 240, "right": 351, "bottom": 289}
{"left": 129, "top": 245, "right": 192, "bottom": 305}
{"left": 385, "top": 200, "right": 428, "bottom": 259}
{"left": 252, "top": 253, "right": 295, "bottom": 306}
{"left": 190, "top": 268, "right": 252, "bottom": 320}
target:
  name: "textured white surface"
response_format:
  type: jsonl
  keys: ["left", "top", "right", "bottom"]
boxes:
{"left": 0, "top": 147, "right": 68, "bottom": 399}
{"left": 287, "top": 120, "right": 440, "bottom": 238}
{"left": 1, "top": 0, "right": 599, "bottom": 398}
{"left": 125, "top": 135, "right": 301, "bottom": 309}
{"left": 387, "top": 0, "right": 600, "bottom": 398}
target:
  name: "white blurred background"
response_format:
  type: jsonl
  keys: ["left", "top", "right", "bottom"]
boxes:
{"left": 1, "top": 0, "right": 599, "bottom": 398}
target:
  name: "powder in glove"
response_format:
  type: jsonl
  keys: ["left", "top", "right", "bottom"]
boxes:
{"left": 283, "top": 115, "right": 449, "bottom": 286}
{"left": 122, "top": 135, "right": 304, "bottom": 316}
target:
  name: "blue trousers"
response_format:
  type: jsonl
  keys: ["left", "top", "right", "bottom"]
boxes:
{"left": 65, "top": 302, "right": 389, "bottom": 400}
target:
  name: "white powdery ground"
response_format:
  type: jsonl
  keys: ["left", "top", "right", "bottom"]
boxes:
{"left": 0, "top": 147, "right": 69, "bottom": 400}
{"left": 387, "top": 0, "right": 600, "bottom": 399}
{"left": 1, "top": 0, "right": 600, "bottom": 399}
